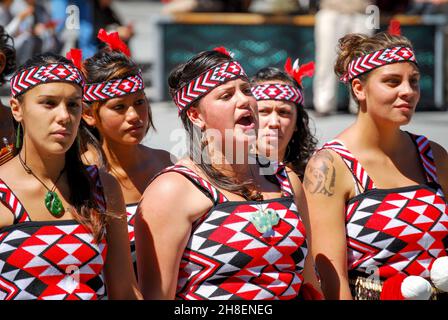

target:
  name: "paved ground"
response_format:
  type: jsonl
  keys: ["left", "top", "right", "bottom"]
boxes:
{"left": 143, "top": 102, "right": 448, "bottom": 158}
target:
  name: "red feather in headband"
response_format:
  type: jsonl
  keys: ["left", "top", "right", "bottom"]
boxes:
{"left": 213, "top": 46, "right": 233, "bottom": 58}
{"left": 388, "top": 19, "right": 401, "bottom": 36}
{"left": 284, "top": 57, "right": 315, "bottom": 86}
{"left": 97, "top": 28, "right": 131, "bottom": 57}
{"left": 66, "top": 48, "right": 83, "bottom": 69}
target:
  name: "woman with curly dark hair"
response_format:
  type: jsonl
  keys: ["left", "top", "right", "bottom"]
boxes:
{"left": 0, "top": 25, "right": 16, "bottom": 165}
{"left": 251, "top": 59, "right": 317, "bottom": 179}
{"left": 250, "top": 59, "right": 322, "bottom": 299}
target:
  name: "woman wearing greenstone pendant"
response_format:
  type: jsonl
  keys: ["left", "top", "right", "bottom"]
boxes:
{"left": 0, "top": 52, "right": 141, "bottom": 300}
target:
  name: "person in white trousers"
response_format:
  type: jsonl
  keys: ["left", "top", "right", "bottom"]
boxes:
{"left": 313, "top": 0, "right": 374, "bottom": 116}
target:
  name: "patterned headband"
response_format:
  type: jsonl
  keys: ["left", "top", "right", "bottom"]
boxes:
{"left": 340, "top": 46, "right": 417, "bottom": 83}
{"left": 83, "top": 72, "right": 145, "bottom": 102}
{"left": 251, "top": 84, "right": 303, "bottom": 105}
{"left": 10, "top": 63, "right": 84, "bottom": 98}
{"left": 173, "top": 60, "right": 248, "bottom": 114}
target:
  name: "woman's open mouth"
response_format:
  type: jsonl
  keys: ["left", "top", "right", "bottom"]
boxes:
{"left": 235, "top": 113, "right": 256, "bottom": 130}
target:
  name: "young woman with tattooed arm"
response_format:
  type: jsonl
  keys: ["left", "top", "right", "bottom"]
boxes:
{"left": 303, "top": 32, "right": 448, "bottom": 300}
{"left": 303, "top": 149, "right": 355, "bottom": 299}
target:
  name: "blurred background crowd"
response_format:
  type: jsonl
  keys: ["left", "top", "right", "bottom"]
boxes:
{"left": 162, "top": 0, "right": 447, "bottom": 15}
{"left": 0, "top": 0, "right": 447, "bottom": 114}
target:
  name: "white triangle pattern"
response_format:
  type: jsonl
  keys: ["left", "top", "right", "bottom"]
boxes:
{"left": 15, "top": 290, "right": 38, "bottom": 300}
{"left": 346, "top": 182, "right": 448, "bottom": 280}
{"left": 408, "top": 205, "right": 429, "bottom": 216}
{"left": 36, "top": 235, "right": 63, "bottom": 245}
{"left": 174, "top": 194, "right": 308, "bottom": 299}
{"left": 0, "top": 225, "right": 106, "bottom": 300}
{"left": 357, "top": 198, "right": 381, "bottom": 211}
{"left": 0, "top": 243, "right": 16, "bottom": 254}
{"left": 4, "top": 230, "right": 29, "bottom": 242}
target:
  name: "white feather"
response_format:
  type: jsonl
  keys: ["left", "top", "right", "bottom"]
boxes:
{"left": 293, "top": 58, "right": 300, "bottom": 71}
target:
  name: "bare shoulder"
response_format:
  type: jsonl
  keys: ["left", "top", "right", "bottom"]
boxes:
{"left": 143, "top": 171, "right": 191, "bottom": 197}
{"left": 98, "top": 168, "right": 121, "bottom": 193}
{"left": 430, "top": 141, "right": 448, "bottom": 164}
{"left": 0, "top": 159, "right": 27, "bottom": 226}
{"left": 303, "top": 148, "right": 351, "bottom": 198}
{"left": 80, "top": 147, "right": 102, "bottom": 166}
{"left": 140, "top": 168, "right": 213, "bottom": 223}
{"left": 139, "top": 145, "right": 176, "bottom": 168}
{"left": 0, "top": 155, "right": 14, "bottom": 176}
{"left": 97, "top": 168, "right": 125, "bottom": 217}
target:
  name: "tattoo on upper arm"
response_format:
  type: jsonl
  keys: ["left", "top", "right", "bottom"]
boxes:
{"left": 304, "top": 150, "right": 336, "bottom": 196}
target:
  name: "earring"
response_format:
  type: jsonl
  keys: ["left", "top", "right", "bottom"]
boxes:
{"left": 15, "top": 122, "right": 21, "bottom": 149}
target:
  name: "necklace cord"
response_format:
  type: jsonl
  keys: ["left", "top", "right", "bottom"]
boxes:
{"left": 18, "top": 152, "right": 65, "bottom": 192}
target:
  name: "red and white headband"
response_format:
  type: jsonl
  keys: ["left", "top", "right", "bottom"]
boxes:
{"left": 251, "top": 84, "right": 303, "bottom": 105}
{"left": 10, "top": 63, "right": 84, "bottom": 98}
{"left": 340, "top": 46, "right": 417, "bottom": 83}
{"left": 66, "top": 30, "right": 144, "bottom": 103}
{"left": 251, "top": 57, "right": 314, "bottom": 106}
{"left": 173, "top": 60, "right": 248, "bottom": 114}
{"left": 83, "top": 72, "right": 145, "bottom": 102}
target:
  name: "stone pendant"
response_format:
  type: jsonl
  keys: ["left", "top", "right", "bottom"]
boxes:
{"left": 249, "top": 208, "right": 280, "bottom": 236}
{"left": 45, "top": 191, "right": 64, "bottom": 217}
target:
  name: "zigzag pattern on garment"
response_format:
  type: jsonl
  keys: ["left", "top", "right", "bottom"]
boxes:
{"left": 322, "top": 134, "right": 448, "bottom": 280}
{"left": 321, "top": 140, "right": 375, "bottom": 191}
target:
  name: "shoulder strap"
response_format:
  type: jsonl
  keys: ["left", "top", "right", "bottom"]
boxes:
{"left": 0, "top": 178, "right": 31, "bottom": 224}
{"left": 274, "top": 164, "right": 294, "bottom": 197}
{"left": 407, "top": 132, "right": 439, "bottom": 184}
{"left": 321, "top": 140, "right": 376, "bottom": 192}
{"left": 154, "top": 165, "right": 228, "bottom": 205}
{"left": 85, "top": 165, "right": 107, "bottom": 213}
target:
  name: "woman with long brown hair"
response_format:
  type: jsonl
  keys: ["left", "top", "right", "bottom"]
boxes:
{"left": 0, "top": 52, "right": 140, "bottom": 300}
{"left": 136, "top": 47, "right": 310, "bottom": 300}
{"left": 80, "top": 29, "right": 172, "bottom": 272}
{"left": 303, "top": 32, "right": 448, "bottom": 300}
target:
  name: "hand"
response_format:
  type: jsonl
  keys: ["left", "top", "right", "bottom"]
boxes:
{"left": 18, "top": 6, "right": 34, "bottom": 20}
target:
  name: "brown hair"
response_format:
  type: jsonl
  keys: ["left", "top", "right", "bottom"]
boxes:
{"left": 81, "top": 49, "right": 154, "bottom": 170}
{"left": 251, "top": 67, "right": 317, "bottom": 179}
{"left": 168, "top": 50, "right": 267, "bottom": 200}
{"left": 14, "top": 53, "right": 107, "bottom": 243}
{"left": 335, "top": 32, "right": 415, "bottom": 102}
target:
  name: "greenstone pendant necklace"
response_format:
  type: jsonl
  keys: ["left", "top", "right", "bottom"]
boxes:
{"left": 18, "top": 152, "right": 65, "bottom": 217}
{"left": 246, "top": 165, "right": 281, "bottom": 236}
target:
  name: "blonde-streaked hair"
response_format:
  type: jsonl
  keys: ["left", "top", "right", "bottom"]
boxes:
{"left": 335, "top": 32, "right": 416, "bottom": 103}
